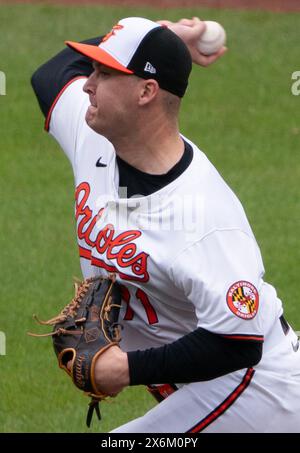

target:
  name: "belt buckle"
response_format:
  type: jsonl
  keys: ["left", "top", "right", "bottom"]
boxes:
{"left": 147, "top": 384, "right": 177, "bottom": 403}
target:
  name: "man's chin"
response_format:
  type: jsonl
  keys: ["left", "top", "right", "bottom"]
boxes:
{"left": 85, "top": 114, "right": 108, "bottom": 138}
{"left": 85, "top": 106, "right": 94, "bottom": 123}
{"left": 85, "top": 111, "right": 98, "bottom": 132}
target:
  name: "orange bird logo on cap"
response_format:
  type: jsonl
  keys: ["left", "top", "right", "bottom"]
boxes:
{"left": 102, "top": 24, "right": 124, "bottom": 43}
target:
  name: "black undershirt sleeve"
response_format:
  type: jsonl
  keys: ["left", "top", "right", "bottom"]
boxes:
{"left": 31, "top": 36, "right": 102, "bottom": 118}
{"left": 127, "top": 327, "right": 262, "bottom": 385}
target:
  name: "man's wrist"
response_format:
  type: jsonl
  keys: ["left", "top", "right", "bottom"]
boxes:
{"left": 94, "top": 346, "right": 130, "bottom": 395}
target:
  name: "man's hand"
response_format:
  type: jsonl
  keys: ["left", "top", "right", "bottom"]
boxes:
{"left": 67, "top": 346, "right": 129, "bottom": 397}
{"left": 158, "top": 17, "right": 227, "bottom": 67}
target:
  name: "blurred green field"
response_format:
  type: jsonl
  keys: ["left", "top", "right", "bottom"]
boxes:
{"left": 0, "top": 3, "right": 299, "bottom": 433}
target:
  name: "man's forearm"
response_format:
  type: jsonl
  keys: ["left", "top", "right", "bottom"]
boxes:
{"left": 93, "top": 328, "right": 262, "bottom": 395}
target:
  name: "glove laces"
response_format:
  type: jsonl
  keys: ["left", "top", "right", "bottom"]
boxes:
{"left": 28, "top": 276, "right": 104, "bottom": 337}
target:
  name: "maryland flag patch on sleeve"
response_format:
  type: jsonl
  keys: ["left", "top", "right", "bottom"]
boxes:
{"left": 226, "top": 281, "right": 259, "bottom": 320}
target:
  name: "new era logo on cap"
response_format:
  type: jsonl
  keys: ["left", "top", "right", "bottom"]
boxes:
{"left": 144, "top": 62, "right": 156, "bottom": 74}
{"left": 66, "top": 16, "right": 192, "bottom": 98}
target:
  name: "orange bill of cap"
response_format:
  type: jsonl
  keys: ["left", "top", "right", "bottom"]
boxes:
{"left": 65, "top": 41, "right": 134, "bottom": 74}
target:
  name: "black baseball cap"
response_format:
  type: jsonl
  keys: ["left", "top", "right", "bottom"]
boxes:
{"left": 66, "top": 17, "right": 192, "bottom": 98}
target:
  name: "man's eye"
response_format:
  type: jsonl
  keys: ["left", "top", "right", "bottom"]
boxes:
{"left": 99, "top": 70, "right": 110, "bottom": 77}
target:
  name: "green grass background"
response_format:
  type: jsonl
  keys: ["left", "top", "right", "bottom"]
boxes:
{"left": 0, "top": 3, "right": 299, "bottom": 432}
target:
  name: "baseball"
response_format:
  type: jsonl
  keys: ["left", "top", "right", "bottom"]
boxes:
{"left": 197, "top": 21, "right": 226, "bottom": 55}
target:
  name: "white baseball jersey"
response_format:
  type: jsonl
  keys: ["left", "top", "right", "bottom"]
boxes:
{"left": 48, "top": 78, "right": 300, "bottom": 432}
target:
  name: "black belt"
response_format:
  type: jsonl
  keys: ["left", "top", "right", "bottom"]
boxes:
{"left": 280, "top": 314, "right": 290, "bottom": 335}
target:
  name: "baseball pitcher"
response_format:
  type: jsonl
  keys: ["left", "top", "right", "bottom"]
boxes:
{"left": 31, "top": 17, "right": 300, "bottom": 432}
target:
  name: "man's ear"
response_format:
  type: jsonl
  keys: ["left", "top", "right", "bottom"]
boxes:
{"left": 138, "top": 79, "right": 160, "bottom": 106}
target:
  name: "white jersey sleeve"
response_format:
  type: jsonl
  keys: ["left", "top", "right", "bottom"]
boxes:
{"left": 169, "top": 228, "right": 265, "bottom": 339}
{"left": 48, "top": 78, "right": 89, "bottom": 167}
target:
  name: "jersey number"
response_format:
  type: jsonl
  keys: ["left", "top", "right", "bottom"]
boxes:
{"left": 121, "top": 286, "right": 158, "bottom": 325}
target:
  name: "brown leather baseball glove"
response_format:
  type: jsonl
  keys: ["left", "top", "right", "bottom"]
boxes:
{"left": 29, "top": 275, "right": 122, "bottom": 426}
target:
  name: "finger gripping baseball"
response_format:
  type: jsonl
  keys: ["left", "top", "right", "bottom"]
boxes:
{"left": 29, "top": 274, "right": 122, "bottom": 426}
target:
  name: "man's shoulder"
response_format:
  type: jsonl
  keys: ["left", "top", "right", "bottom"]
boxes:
{"left": 179, "top": 137, "right": 232, "bottom": 198}
{"left": 171, "top": 138, "right": 252, "bottom": 244}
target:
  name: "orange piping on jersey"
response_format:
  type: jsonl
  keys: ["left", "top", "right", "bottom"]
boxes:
{"left": 45, "top": 76, "right": 87, "bottom": 131}
{"left": 78, "top": 245, "right": 91, "bottom": 260}
{"left": 78, "top": 245, "right": 149, "bottom": 283}
{"left": 188, "top": 368, "right": 255, "bottom": 433}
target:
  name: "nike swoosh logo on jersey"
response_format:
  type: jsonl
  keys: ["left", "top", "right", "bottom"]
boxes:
{"left": 96, "top": 157, "right": 107, "bottom": 167}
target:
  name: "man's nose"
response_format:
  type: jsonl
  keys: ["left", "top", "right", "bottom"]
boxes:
{"left": 83, "top": 73, "right": 96, "bottom": 95}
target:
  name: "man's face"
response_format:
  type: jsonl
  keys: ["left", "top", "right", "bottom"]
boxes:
{"left": 83, "top": 62, "right": 140, "bottom": 143}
